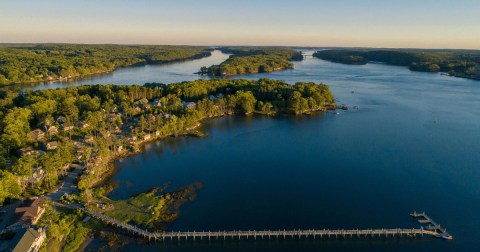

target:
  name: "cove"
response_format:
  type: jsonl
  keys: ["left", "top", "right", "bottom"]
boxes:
{"left": 104, "top": 52, "right": 480, "bottom": 251}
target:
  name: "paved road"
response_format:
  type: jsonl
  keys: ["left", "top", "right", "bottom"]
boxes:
{"left": 46, "top": 164, "right": 83, "bottom": 202}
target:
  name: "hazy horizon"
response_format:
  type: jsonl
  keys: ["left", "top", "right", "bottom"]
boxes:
{"left": 1, "top": 0, "right": 479, "bottom": 49}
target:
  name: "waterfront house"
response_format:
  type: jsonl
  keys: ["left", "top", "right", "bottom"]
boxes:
{"left": 143, "top": 134, "right": 152, "bottom": 141}
{"left": 28, "top": 129, "right": 45, "bottom": 141}
{"left": 116, "top": 145, "right": 124, "bottom": 152}
{"left": 5, "top": 227, "right": 46, "bottom": 252}
{"left": 127, "top": 136, "right": 137, "bottom": 145}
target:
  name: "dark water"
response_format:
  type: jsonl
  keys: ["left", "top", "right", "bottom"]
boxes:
{"left": 92, "top": 51, "right": 479, "bottom": 251}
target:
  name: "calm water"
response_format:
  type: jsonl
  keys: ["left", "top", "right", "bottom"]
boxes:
{"left": 80, "top": 51, "right": 479, "bottom": 251}
{"left": 29, "top": 50, "right": 230, "bottom": 90}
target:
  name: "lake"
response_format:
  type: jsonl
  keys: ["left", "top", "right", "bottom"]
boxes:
{"left": 80, "top": 51, "right": 479, "bottom": 251}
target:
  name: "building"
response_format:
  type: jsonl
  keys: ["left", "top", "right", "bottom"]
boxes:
{"left": 116, "top": 145, "right": 124, "bottom": 152}
{"left": 17, "top": 147, "right": 35, "bottom": 156}
{"left": 28, "top": 129, "right": 45, "bottom": 141}
{"left": 44, "top": 141, "right": 59, "bottom": 151}
{"left": 5, "top": 227, "right": 46, "bottom": 252}
{"left": 143, "top": 134, "right": 151, "bottom": 141}
{"left": 78, "top": 121, "right": 90, "bottom": 129}
{"left": 60, "top": 125, "right": 74, "bottom": 132}
{"left": 153, "top": 99, "right": 162, "bottom": 107}
{"left": 182, "top": 101, "right": 196, "bottom": 110}
{"left": 12, "top": 199, "right": 45, "bottom": 226}
{"left": 46, "top": 126, "right": 58, "bottom": 135}
{"left": 110, "top": 126, "right": 122, "bottom": 134}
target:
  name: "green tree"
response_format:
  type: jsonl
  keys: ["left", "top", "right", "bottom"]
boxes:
{"left": 0, "top": 170, "right": 22, "bottom": 205}
{"left": 1, "top": 107, "right": 32, "bottom": 154}
{"left": 235, "top": 91, "right": 256, "bottom": 114}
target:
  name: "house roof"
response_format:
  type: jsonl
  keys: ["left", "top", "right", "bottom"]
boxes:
{"left": 6, "top": 228, "right": 42, "bottom": 252}
{"left": 46, "top": 141, "right": 59, "bottom": 147}
{"left": 13, "top": 199, "right": 43, "bottom": 225}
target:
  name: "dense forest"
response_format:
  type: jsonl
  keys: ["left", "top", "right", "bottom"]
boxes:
{"left": 0, "top": 78, "right": 335, "bottom": 205}
{"left": 0, "top": 44, "right": 212, "bottom": 85}
{"left": 314, "top": 49, "right": 480, "bottom": 80}
{"left": 200, "top": 47, "right": 303, "bottom": 76}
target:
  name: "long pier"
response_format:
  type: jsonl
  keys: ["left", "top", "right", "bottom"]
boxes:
{"left": 83, "top": 209, "right": 452, "bottom": 241}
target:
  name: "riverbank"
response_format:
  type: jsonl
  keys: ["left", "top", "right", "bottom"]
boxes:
{"left": 9, "top": 51, "right": 213, "bottom": 88}
{"left": 0, "top": 44, "right": 213, "bottom": 87}
{"left": 313, "top": 49, "right": 480, "bottom": 81}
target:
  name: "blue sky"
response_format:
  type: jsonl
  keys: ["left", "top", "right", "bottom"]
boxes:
{"left": 1, "top": 0, "right": 479, "bottom": 48}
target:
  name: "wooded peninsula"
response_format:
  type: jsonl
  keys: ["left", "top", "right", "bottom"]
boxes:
{"left": 0, "top": 44, "right": 212, "bottom": 85}
{"left": 314, "top": 49, "right": 480, "bottom": 80}
{"left": 0, "top": 78, "right": 335, "bottom": 250}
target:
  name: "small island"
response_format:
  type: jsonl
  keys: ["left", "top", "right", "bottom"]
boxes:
{"left": 199, "top": 47, "right": 303, "bottom": 76}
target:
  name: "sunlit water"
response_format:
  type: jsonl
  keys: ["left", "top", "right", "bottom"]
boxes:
{"left": 49, "top": 51, "right": 478, "bottom": 251}
{"left": 29, "top": 50, "right": 230, "bottom": 90}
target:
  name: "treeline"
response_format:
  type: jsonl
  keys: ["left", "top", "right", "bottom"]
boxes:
{"left": 200, "top": 47, "right": 303, "bottom": 76}
{"left": 0, "top": 79, "right": 335, "bottom": 205}
{"left": 314, "top": 49, "right": 480, "bottom": 79}
{"left": 0, "top": 44, "right": 212, "bottom": 85}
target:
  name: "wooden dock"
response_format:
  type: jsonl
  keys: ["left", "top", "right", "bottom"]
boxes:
{"left": 83, "top": 208, "right": 452, "bottom": 241}
{"left": 410, "top": 211, "right": 452, "bottom": 240}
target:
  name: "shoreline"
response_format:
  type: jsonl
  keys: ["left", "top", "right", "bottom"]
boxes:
{"left": 4, "top": 51, "right": 213, "bottom": 88}
{"left": 94, "top": 108, "right": 335, "bottom": 196}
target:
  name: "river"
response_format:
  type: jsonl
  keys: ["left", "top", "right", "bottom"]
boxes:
{"left": 65, "top": 50, "right": 479, "bottom": 251}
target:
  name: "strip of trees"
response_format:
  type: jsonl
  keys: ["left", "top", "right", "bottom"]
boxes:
{"left": 314, "top": 49, "right": 480, "bottom": 79}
